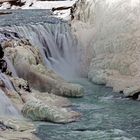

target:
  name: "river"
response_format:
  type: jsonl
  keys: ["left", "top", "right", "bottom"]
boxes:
{"left": 36, "top": 78, "right": 140, "bottom": 140}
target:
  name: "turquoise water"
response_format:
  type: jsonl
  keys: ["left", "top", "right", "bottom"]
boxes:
{"left": 0, "top": 10, "right": 64, "bottom": 27}
{"left": 36, "top": 78, "right": 140, "bottom": 140}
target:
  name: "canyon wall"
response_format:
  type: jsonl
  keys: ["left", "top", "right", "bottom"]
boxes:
{"left": 73, "top": 0, "right": 140, "bottom": 98}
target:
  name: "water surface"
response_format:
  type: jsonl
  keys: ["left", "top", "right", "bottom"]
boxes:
{"left": 36, "top": 78, "right": 140, "bottom": 140}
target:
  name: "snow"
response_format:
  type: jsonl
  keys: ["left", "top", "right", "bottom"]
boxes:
{"left": 22, "top": 1, "right": 77, "bottom": 9}
{"left": 22, "top": 0, "right": 77, "bottom": 20}
{"left": 0, "top": 0, "right": 77, "bottom": 20}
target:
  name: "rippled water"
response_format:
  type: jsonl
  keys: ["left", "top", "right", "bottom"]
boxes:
{"left": 36, "top": 78, "right": 140, "bottom": 140}
{"left": 0, "top": 10, "right": 64, "bottom": 27}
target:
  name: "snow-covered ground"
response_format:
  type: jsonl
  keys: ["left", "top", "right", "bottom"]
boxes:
{"left": 0, "top": 0, "right": 77, "bottom": 20}
{"left": 23, "top": 0, "right": 77, "bottom": 9}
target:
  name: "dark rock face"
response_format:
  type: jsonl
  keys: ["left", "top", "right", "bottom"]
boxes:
{"left": 18, "top": 82, "right": 31, "bottom": 93}
{"left": 0, "top": 59, "right": 7, "bottom": 73}
{"left": 0, "top": 121, "right": 12, "bottom": 131}
{"left": 0, "top": 44, "right": 4, "bottom": 59}
{"left": 0, "top": 44, "right": 7, "bottom": 73}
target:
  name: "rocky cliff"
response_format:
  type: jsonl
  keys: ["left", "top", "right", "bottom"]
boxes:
{"left": 72, "top": 0, "right": 140, "bottom": 99}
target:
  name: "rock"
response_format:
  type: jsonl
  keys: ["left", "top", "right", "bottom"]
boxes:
{"left": 123, "top": 86, "right": 140, "bottom": 99}
{"left": 0, "top": 11, "right": 12, "bottom": 16}
{"left": 24, "top": 66, "right": 84, "bottom": 97}
{"left": 0, "top": 117, "right": 35, "bottom": 131}
{"left": 88, "top": 69, "right": 107, "bottom": 85}
{"left": 4, "top": 40, "right": 43, "bottom": 66}
{"left": 0, "top": 117, "right": 38, "bottom": 140}
{"left": 0, "top": 2, "right": 11, "bottom": 9}
{"left": 0, "top": 130, "right": 39, "bottom": 140}
{"left": 4, "top": 39, "right": 84, "bottom": 97}
{"left": 0, "top": 34, "right": 7, "bottom": 44}
{"left": 10, "top": 77, "right": 31, "bottom": 93}
{"left": 0, "top": 59, "right": 7, "bottom": 73}
{"left": 32, "top": 90, "right": 71, "bottom": 107}
{"left": 72, "top": 0, "right": 140, "bottom": 101}
{"left": 0, "top": 45, "right": 4, "bottom": 59}
{"left": 22, "top": 99, "right": 80, "bottom": 123}
{"left": 8, "top": 75, "right": 80, "bottom": 123}
{"left": 53, "top": 82, "right": 84, "bottom": 97}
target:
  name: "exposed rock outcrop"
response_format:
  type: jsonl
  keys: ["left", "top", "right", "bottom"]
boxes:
{"left": 0, "top": 117, "right": 38, "bottom": 140}
{"left": 0, "top": 30, "right": 84, "bottom": 124}
{"left": 22, "top": 99, "right": 80, "bottom": 123}
{"left": 4, "top": 38, "right": 84, "bottom": 97}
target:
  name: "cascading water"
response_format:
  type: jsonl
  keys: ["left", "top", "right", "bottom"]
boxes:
{"left": 0, "top": 72, "right": 21, "bottom": 117}
{"left": 0, "top": 89, "right": 20, "bottom": 116}
{"left": 6, "top": 22, "right": 82, "bottom": 80}
{"left": 0, "top": 73, "right": 15, "bottom": 91}
{"left": 0, "top": 31, "right": 20, "bottom": 117}
{"left": 0, "top": 71, "right": 20, "bottom": 117}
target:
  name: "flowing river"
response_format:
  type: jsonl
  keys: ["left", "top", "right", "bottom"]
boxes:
{"left": 36, "top": 78, "right": 140, "bottom": 140}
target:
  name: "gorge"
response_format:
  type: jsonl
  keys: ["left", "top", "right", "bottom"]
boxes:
{"left": 0, "top": 0, "right": 140, "bottom": 139}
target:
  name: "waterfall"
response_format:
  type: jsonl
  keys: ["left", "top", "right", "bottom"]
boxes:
{"left": 0, "top": 88, "right": 20, "bottom": 117}
{"left": 0, "top": 73, "right": 20, "bottom": 116}
{"left": 0, "top": 30, "right": 20, "bottom": 117}
{"left": 5, "top": 22, "right": 81, "bottom": 80}
{"left": 0, "top": 73, "right": 15, "bottom": 91}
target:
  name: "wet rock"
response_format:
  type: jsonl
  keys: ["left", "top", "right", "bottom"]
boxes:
{"left": 32, "top": 90, "right": 71, "bottom": 107}
{"left": 0, "top": 117, "right": 34, "bottom": 131}
{"left": 23, "top": 65, "right": 84, "bottom": 97}
{"left": 4, "top": 39, "right": 84, "bottom": 97}
{"left": 0, "top": 2, "right": 11, "bottom": 9}
{"left": 8, "top": 74, "right": 80, "bottom": 123}
{"left": 88, "top": 69, "right": 107, "bottom": 85}
{"left": 0, "top": 117, "right": 38, "bottom": 140}
{"left": 0, "top": 59, "right": 7, "bottom": 73}
{"left": 0, "top": 121, "right": 12, "bottom": 131}
{"left": 4, "top": 41, "right": 43, "bottom": 66}
{"left": 0, "top": 45, "right": 4, "bottom": 59}
{"left": 0, "top": 11, "right": 12, "bottom": 15}
{"left": 0, "top": 130, "right": 39, "bottom": 140}
{"left": 0, "top": 43, "right": 8, "bottom": 73}
{"left": 10, "top": 77, "right": 31, "bottom": 93}
{"left": 52, "top": 82, "right": 84, "bottom": 97}
{"left": 0, "top": 33, "right": 83, "bottom": 124}
{"left": 123, "top": 86, "right": 140, "bottom": 99}
{"left": 22, "top": 99, "right": 80, "bottom": 123}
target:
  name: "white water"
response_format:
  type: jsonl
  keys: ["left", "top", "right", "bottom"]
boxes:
{"left": 0, "top": 31, "right": 20, "bottom": 117}
{"left": 7, "top": 22, "right": 81, "bottom": 80}
{"left": 0, "top": 73, "right": 20, "bottom": 117}
{"left": 0, "top": 88, "right": 20, "bottom": 116}
{"left": 0, "top": 73, "right": 15, "bottom": 91}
